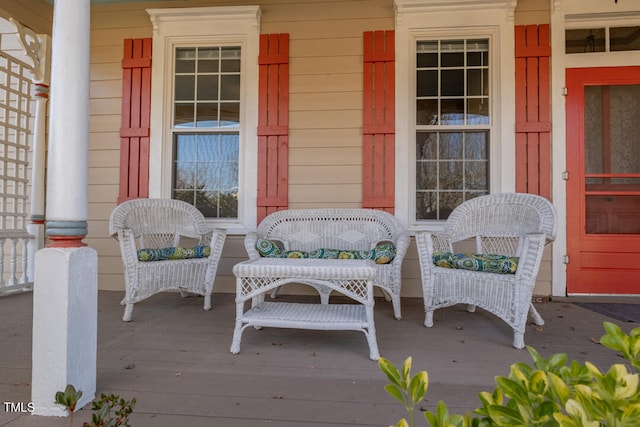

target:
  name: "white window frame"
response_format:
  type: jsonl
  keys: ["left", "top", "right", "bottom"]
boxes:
{"left": 147, "top": 6, "right": 261, "bottom": 233}
{"left": 394, "top": 0, "right": 517, "bottom": 232}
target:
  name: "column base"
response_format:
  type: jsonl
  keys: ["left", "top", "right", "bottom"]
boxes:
{"left": 31, "top": 247, "right": 97, "bottom": 416}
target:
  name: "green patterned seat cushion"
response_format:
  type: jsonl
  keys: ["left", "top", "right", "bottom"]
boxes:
{"left": 137, "top": 245, "right": 211, "bottom": 262}
{"left": 255, "top": 240, "right": 397, "bottom": 264}
{"left": 432, "top": 252, "right": 519, "bottom": 274}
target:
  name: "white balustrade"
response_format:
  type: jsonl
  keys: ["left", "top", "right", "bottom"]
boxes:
{"left": 0, "top": 230, "right": 34, "bottom": 295}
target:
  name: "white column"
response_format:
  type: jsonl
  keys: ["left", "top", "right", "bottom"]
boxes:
{"left": 31, "top": 0, "right": 97, "bottom": 417}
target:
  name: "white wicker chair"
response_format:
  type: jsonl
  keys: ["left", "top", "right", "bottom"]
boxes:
{"left": 109, "top": 198, "right": 227, "bottom": 321}
{"left": 415, "top": 193, "right": 557, "bottom": 349}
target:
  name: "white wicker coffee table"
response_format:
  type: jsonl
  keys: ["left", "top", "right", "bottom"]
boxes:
{"left": 230, "top": 258, "right": 379, "bottom": 360}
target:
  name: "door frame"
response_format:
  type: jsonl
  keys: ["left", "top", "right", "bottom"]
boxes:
{"left": 550, "top": 1, "right": 640, "bottom": 297}
{"left": 565, "top": 66, "right": 640, "bottom": 294}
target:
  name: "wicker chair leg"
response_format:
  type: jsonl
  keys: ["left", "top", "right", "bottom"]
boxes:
{"left": 528, "top": 303, "right": 545, "bottom": 326}
{"left": 466, "top": 304, "right": 476, "bottom": 313}
{"left": 230, "top": 321, "right": 243, "bottom": 354}
{"left": 203, "top": 294, "right": 212, "bottom": 311}
{"left": 122, "top": 303, "right": 134, "bottom": 322}
{"left": 424, "top": 310, "right": 434, "bottom": 327}
{"left": 365, "top": 331, "right": 380, "bottom": 361}
{"left": 391, "top": 295, "right": 402, "bottom": 320}
{"left": 513, "top": 330, "right": 525, "bottom": 349}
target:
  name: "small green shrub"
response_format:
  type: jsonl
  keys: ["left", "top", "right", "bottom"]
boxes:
{"left": 55, "top": 385, "right": 136, "bottom": 427}
{"left": 379, "top": 321, "right": 640, "bottom": 427}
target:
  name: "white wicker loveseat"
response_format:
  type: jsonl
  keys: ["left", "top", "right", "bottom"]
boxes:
{"left": 244, "top": 208, "right": 410, "bottom": 319}
{"left": 415, "top": 193, "right": 557, "bottom": 349}
{"left": 109, "top": 198, "right": 227, "bottom": 321}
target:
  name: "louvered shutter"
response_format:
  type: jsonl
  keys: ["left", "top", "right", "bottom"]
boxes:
{"left": 515, "top": 25, "right": 551, "bottom": 199}
{"left": 118, "top": 38, "right": 152, "bottom": 204}
{"left": 363, "top": 30, "right": 395, "bottom": 213}
{"left": 257, "top": 33, "right": 289, "bottom": 223}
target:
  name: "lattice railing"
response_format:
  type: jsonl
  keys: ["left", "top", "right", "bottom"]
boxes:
{"left": 0, "top": 40, "right": 35, "bottom": 295}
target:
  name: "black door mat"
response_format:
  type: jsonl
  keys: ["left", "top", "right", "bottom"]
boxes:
{"left": 573, "top": 302, "right": 640, "bottom": 323}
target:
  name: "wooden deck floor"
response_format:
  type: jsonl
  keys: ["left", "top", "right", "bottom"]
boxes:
{"left": 1, "top": 290, "right": 637, "bottom": 427}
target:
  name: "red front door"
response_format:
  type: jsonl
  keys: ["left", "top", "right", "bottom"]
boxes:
{"left": 566, "top": 66, "right": 640, "bottom": 294}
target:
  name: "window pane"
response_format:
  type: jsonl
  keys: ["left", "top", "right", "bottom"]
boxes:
{"left": 197, "top": 75, "right": 218, "bottom": 100}
{"left": 417, "top": 52, "right": 438, "bottom": 68}
{"left": 467, "top": 99, "right": 489, "bottom": 124}
{"left": 440, "top": 40, "right": 465, "bottom": 67}
{"left": 196, "top": 103, "right": 219, "bottom": 128}
{"left": 417, "top": 132, "right": 438, "bottom": 160}
{"left": 416, "top": 99, "right": 438, "bottom": 125}
{"left": 566, "top": 28, "right": 605, "bottom": 54}
{"left": 465, "top": 132, "right": 488, "bottom": 159}
{"left": 173, "top": 133, "right": 239, "bottom": 219}
{"left": 466, "top": 161, "right": 488, "bottom": 190}
{"left": 175, "top": 48, "right": 196, "bottom": 73}
{"left": 220, "top": 75, "right": 240, "bottom": 100}
{"left": 610, "top": 26, "right": 640, "bottom": 52}
{"left": 467, "top": 69, "right": 487, "bottom": 96}
{"left": 220, "top": 102, "right": 240, "bottom": 127}
{"left": 221, "top": 46, "right": 241, "bottom": 72}
{"left": 439, "top": 132, "right": 463, "bottom": 159}
{"left": 416, "top": 192, "right": 438, "bottom": 219}
{"left": 198, "top": 47, "right": 219, "bottom": 72}
{"left": 415, "top": 131, "right": 489, "bottom": 220}
{"left": 175, "top": 75, "right": 195, "bottom": 101}
{"left": 417, "top": 70, "right": 438, "bottom": 97}
{"left": 441, "top": 69, "right": 464, "bottom": 96}
{"left": 440, "top": 192, "right": 463, "bottom": 218}
{"left": 174, "top": 104, "right": 195, "bottom": 128}
{"left": 440, "top": 99, "right": 464, "bottom": 124}
{"left": 416, "top": 161, "right": 436, "bottom": 190}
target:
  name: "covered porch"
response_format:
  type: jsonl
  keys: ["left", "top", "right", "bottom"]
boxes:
{"left": 1, "top": 290, "right": 636, "bottom": 426}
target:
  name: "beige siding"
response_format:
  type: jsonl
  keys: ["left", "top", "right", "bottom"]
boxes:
{"left": 515, "top": 0, "right": 550, "bottom": 26}
{"left": 87, "top": 0, "right": 552, "bottom": 298}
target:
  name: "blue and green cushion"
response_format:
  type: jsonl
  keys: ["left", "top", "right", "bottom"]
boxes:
{"left": 256, "top": 240, "right": 397, "bottom": 264}
{"left": 137, "top": 245, "right": 211, "bottom": 262}
{"left": 255, "top": 239, "right": 284, "bottom": 257}
{"left": 432, "top": 252, "right": 519, "bottom": 274}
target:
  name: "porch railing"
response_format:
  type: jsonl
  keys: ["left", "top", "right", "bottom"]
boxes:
{"left": 0, "top": 230, "right": 34, "bottom": 295}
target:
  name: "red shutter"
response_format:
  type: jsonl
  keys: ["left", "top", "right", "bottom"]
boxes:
{"left": 119, "top": 38, "right": 152, "bottom": 204}
{"left": 257, "top": 33, "right": 289, "bottom": 223}
{"left": 515, "top": 25, "right": 551, "bottom": 199}
{"left": 363, "top": 30, "right": 395, "bottom": 213}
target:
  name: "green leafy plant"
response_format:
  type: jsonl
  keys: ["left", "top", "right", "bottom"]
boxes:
{"left": 380, "top": 321, "right": 640, "bottom": 427}
{"left": 55, "top": 384, "right": 83, "bottom": 427}
{"left": 86, "top": 393, "right": 136, "bottom": 427}
{"left": 55, "top": 386, "right": 136, "bottom": 427}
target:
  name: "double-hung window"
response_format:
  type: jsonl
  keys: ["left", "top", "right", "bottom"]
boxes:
{"left": 172, "top": 46, "right": 241, "bottom": 218}
{"left": 148, "top": 6, "right": 260, "bottom": 232}
{"left": 415, "top": 39, "right": 490, "bottom": 220}
{"left": 394, "top": 0, "right": 516, "bottom": 230}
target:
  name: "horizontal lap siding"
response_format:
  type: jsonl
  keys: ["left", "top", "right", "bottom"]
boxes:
{"left": 88, "top": 1, "right": 395, "bottom": 293}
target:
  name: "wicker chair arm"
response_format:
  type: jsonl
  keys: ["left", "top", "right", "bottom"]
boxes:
{"left": 514, "top": 233, "right": 546, "bottom": 281}
{"left": 244, "top": 231, "right": 260, "bottom": 260}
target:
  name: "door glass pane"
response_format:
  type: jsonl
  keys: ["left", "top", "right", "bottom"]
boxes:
{"left": 584, "top": 85, "right": 640, "bottom": 234}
